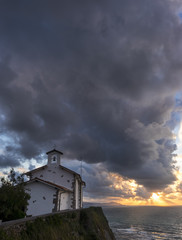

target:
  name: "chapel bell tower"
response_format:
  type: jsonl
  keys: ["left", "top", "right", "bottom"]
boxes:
{"left": 46, "top": 149, "right": 63, "bottom": 166}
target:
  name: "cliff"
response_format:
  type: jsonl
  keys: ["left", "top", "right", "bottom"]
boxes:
{"left": 0, "top": 207, "right": 115, "bottom": 240}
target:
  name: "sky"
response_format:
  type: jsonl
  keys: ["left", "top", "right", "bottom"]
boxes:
{"left": 1, "top": 0, "right": 182, "bottom": 206}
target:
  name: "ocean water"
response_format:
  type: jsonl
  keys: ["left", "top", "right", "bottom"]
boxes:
{"left": 103, "top": 206, "right": 182, "bottom": 240}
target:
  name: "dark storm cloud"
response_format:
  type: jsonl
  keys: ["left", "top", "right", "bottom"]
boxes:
{"left": 0, "top": 155, "right": 19, "bottom": 168}
{"left": 0, "top": 0, "right": 182, "bottom": 193}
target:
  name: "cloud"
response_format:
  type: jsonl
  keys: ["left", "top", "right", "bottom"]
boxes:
{"left": 82, "top": 163, "right": 135, "bottom": 199}
{"left": 0, "top": 0, "right": 182, "bottom": 194}
{"left": 135, "top": 187, "right": 151, "bottom": 199}
{"left": 0, "top": 155, "right": 20, "bottom": 168}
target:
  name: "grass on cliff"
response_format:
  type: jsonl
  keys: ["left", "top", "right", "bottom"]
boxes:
{"left": 0, "top": 207, "right": 115, "bottom": 240}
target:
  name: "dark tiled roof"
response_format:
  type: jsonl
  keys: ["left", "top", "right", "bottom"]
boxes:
{"left": 46, "top": 149, "right": 63, "bottom": 155}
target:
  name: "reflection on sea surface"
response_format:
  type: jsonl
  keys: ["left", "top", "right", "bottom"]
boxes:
{"left": 103, "top": 206, "right": 182, "bottom": 240}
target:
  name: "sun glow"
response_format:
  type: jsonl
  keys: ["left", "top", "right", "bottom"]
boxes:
{"left": 151, "top": 193, "right": 160, "bottom": 201}
{"left": 66, "top": 120, "right": 182, "bottom": 206}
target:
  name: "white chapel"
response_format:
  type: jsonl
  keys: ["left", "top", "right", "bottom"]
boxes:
{"left": 25, "top": 149, "right": 85, "bottom": 217}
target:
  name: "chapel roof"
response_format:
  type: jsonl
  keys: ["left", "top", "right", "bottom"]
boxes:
{"left": 25, "top": 165, "right": 48, "bottom": 175}
{"left": 25, "top": 164, "right": 79, "bottom": 176}
{"left": 46, "top": 149, "right": 63, "bottom": 155}
{"left": 25, "top": 177, "right": 73, "bottom": 192}
{"left": 25, "top": 165, "right": 86, "bottom": 186}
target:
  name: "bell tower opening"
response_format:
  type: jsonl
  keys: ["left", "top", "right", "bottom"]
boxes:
{"left": 46, "top": 149, "right": 63, "bottom": 166}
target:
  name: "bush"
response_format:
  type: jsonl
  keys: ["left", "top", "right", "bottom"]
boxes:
{"left": 0, "top": 169, "right": 30, "bottom": 221}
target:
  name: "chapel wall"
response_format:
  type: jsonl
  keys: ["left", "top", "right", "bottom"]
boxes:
{"left": 26, "top": 182, "right": 56, "bottom": 216}
{"left": 75, "top": 178, "right": 79, "bottom": 209}
{"left": 31, "top": 166, "right": 74, "bottom": 190}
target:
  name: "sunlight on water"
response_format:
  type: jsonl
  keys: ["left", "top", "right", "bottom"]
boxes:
{"left": 103, "top": 206, "right": 182, "bottom": 240}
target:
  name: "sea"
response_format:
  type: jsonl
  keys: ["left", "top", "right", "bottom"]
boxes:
{"left": 103, "top": 206, "right": 182, "bottom": 240}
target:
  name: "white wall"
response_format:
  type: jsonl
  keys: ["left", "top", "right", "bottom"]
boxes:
{"left": 27, "top": 161, "right": 84, "bottom": 213}
{"left": 75, "top": 179, "right": 79, "bottom": 209}
{"left": 26, "top": 182, "right": 56, "bottom": 216}
{"left": 80, "top": 184, "right": 83, "bottom": 208}
{"left": 31, "top": 165, "right": 74, "bottom": 190}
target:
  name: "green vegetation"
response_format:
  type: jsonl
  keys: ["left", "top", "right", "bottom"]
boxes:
{"left": 0, "top": 169, "right": 30, "bottom": 221}
{"left": 0, "top": 207, "right": 115, "bottom": 240}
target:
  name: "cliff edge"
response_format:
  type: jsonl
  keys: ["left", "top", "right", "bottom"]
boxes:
{"left": 0, "top": 207, "right": 115, "bottom": 240}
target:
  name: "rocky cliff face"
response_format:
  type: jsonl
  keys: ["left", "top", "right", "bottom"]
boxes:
{"left": 0, "top": 207, "right": 116, "bottom": 240}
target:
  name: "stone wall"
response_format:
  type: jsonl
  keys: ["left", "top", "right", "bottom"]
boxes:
{"left": 0, "top": 207, "right": 116, "bottom": 240}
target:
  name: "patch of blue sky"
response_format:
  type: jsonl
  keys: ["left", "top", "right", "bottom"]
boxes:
{"left": 171, "top": 92, "right": 182, "bottom": 133}
{"left": 167, "top": 111, "right": 181, "bottom": 136}
{"left": 175, "top": 91, "right": 182, "bottom": 106}
{"left": 179, "top": 12, "right": 182, "bottom": 19}
{"left": 177, "top": 12, "right": 182, "bottom": 23}
{"left": 170, "top": 98, "right": 182, "bottom": 159}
